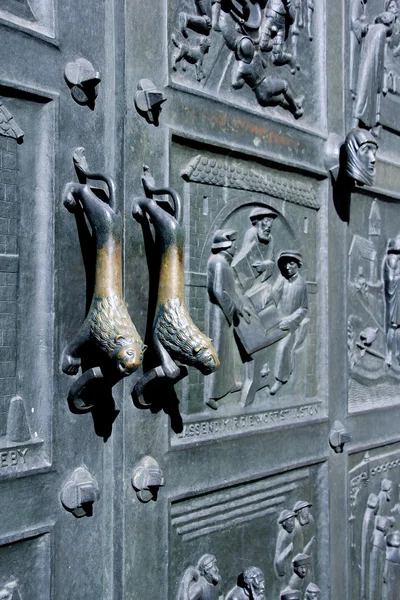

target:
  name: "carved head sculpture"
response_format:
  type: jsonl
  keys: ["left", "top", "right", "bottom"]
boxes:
{"left": 242, "top": 567, "right": 266, "bottom": 600}
{"left": 277, "top": 251, "right": 303, "bottom": 280}
{"left": 292, "top": 554, "right": 310, "bottom": 579}
{"left": 235, "top": 36, "right": 255, "bottom": 63}
{"left": 376, "top": 516, "right": 390, "bottom": 535}
{"left": 278, "top": 509, "right": 297, "bottom": 533}
{"left": 211, "top": 229, "right": 238, "bottom": 257}
{"left": 367, "top": 493, "right": 379, "bottom": 514}
{"left": 249, "top": 207, "right": 278, "bottom": 243}
{"left": 305, "top": 583, "right": 321, "bottom": 600}
{"left": 381, "top": 478, "right": 393, "bottom": 501}
{"left": 375, "top": 10, "right": 396, "bottom": 35}
{"left": 197, "top": 554, "right": 221, "bottom": 585}
{"left": 280, "top": 589, "right": 301, "bottom": 600}
{"left": 293, "top": 500, "right": 312, "bottom": 526}
{"left": 344, "top": 129, "right": 378, "bottom": 187}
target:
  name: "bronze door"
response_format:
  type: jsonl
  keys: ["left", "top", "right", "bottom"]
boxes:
{"left": 2, "top": 0, "right": 400, "bottom": 599}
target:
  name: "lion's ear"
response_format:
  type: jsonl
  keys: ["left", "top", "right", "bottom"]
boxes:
{"left": 115, "top": 334, "right": 128, "bottom": 344}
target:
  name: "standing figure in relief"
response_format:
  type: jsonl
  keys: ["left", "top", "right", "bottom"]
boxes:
{"left": 383, "top": 237, "right": 400, "bottom": 367}
{"left": 353, "top": 11, "right": 395, "bottom": 131}
{"left": 383, "top": 531, "right": 400, "bottom": 600}
{"left": 361, "top": 493, "right": 379, "bottom": 600}
{"left": 206, "top": 229, "right": 252, "bottom": 409}
{"left": 369, "top": 516, "right": 391, "bottom": 600}
{"left": 274, "top": 510, "right": 303, "bottom": 583}
{"left": 259, "top": 0, "right": 298, "bottom": 72}
{"left": 350, "top": 0, "right": 369, "bottom": 99}
{"left": 267, "top": 250, "right": 308, "bottom": 395}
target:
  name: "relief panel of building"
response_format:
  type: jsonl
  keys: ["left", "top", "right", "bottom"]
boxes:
{"left": 348, "top": 443, "right": 400, "bottom": 600}
{"left": 170, "top": 464, "right": 326, "bottom": 599}
{"left": 168, "top": 145, "right": 322, "bottom": 445}
{"left": 347, "top": 191, "right": 400, "bottom": 412}
{"left": 168, "top": 0, "right": 324, "bottom": 130}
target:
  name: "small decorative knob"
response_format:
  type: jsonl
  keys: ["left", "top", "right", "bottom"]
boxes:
{"left": 132, "top": 456, "right": 164, "bottom": 503}
{"left": 135, "top": 79, "right": 166, "bottom": 125}
{"left": 64, "top": 58, "right": 101, "bottom": 107}
{"left": 329, "top": 420, "right": 352, "bottom": 453}
{"left": 60, "top": 467, "right": 100, "bottom": 517}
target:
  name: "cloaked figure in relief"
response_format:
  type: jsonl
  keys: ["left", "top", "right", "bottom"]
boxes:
{"left": 353, "top": 11, "right": 395, "bottom": 131}
{"left": 293, "top": 500, "right": 315, "bottom": 561}
{"left": 131, "top": 167, "right": 219, "bottom": 405}
{"left": 378, "top": 479, "right": 394, "bottom": 517}
{"left": 369, "top": 516, "right": 391, "bottom": 600}
{"left": 287, "top": 553, "right": 311, "bottom": 596}
{"left": 206, "top": 229, "right": 252, "bottom": 409}
{"left": 350, "top": 0, "right": 369, "bottom": 99}
{"left": 266, "top": 250, "right": 308, "bottom": 395}
{"left": 232, "top": 206, "right": 277, "bottom": 296}
{"left": 274, "top": 510, "right": 303, "bottom": 583}
{"left": 259, "top": 0, "right": 299, "bottom": 73}
{"left": 361, "top": 493, "right": 379, "bottom": 600}
{"left": 231, "top": 36, "right": 304, "bottom": 118}
{"left": 383, "top": 237, "right": 400, "bottom": 368}
{"left": 179, "top": 554, "right": 221, "bottom": 600}
{"left": 225, "top": 567, "right": 266, "bottom": 600}
{"left": 305, "top": 583, "right": 321, "bottom": 600}
{"left": 383, "top": 531, "right": 400, "bottom": 600}
{"left": 61, "top": 148, "right": 144, "bottom": 408}
{"left": 343, "top": 128, "right": 378, "bottom": 187}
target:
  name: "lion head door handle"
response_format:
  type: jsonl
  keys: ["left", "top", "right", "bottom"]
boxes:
{"left": 60, "top": 467, "right": 100, "bottom": 517}
{"left": 329, "top": 420, "right": 352, "bottom": 454}
{"left": 131, "top": 166, "right": 219, "bottom": 406}
{"left": 132, "top": 456, "right": 165, "bottom": 503}
{"left": 61, "top": 148, "right": 145, "bottom": 411}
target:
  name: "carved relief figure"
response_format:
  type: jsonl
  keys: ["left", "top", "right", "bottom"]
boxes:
{"left": 280, "top": 590, "right": 301, "bottom": 600}
{"left": 259, "top": 0, "right": 298, "bottom": 72}
{"left": 132, "top": 167, "right": 219, "bottom": 404}
{"left": 378, "top": 479, "right": 394, "bottom": 516}
{"left": 305, "top": 583, "right": 321, "bottom": 600}
{"left": 361, "top": 493, "right": 379, "bottom": 600}
{"left": 369, "top": 516, "right": 391, "bottom": 600}
{"left": 293, "top": 500, "right": 315, "bottom": 557}
{"left": 344, "top": 128, "right": 378, "bottom": 186}
{"left": 178, "top": 554, "right": 221, "bottom": 600}
{"left": 383, "top": 531, "right": 400, "bottom": 600}
{"left": 287, "top": 553, "right": 311, "bottom": 595}
{"left": 233, "top": 206, "right": 277, "bottom": 295}
{"left": 274, "top": 509, "right": 303, "bottom": 582}
{"left": 226, "top": 567, "right": 266, "bottom": 600}
{"left": 383, "top": 238, "right": 400, "bottom": 368}
{"left": 350, "top": 0, "right": 369, "bottom": 99}
{"left": 172, "top": 35, "right": 211, "bottom": 81}
{"left": 231, "top": 37, "right": 304, "bottom": 118}
{"left": 61, "top": 148, "right": 144, "bottom": 403}
{"left": 353, "top": 11, "right": 395, "bottom": 131}
{"left": 206, "top": 229, "right": 252, "bottom": 409}
{"left": 266, "top": 250, "right": 308, "bottom": 395}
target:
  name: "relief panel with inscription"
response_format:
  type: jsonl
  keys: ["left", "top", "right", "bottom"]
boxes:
{"left": 168, "top": 0, "right": 324, "bottom": 130}
{"left": 170, "top": 464, "right": 327, "bottom": 599}
{"left": 170, "top": 144, "right": 322, "bottom": 445}
{"left": 349, "top": 443, "right": 400, "bottom": 600}
{"left": 347, "top": 191, "right": 400, "bottom": 412}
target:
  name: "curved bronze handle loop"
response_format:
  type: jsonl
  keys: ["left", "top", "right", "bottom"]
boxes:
{"left": 67, "top": 367, "right": 105, "bottom": 413}
{"left": 141, "top": 165, "right": 182, "bottom": 223}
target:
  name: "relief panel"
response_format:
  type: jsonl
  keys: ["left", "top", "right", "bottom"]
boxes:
{"left": 348, "top": 443, "right": 400, "bottom": 600}
{"left": 348, "top": 0, "right": 400, "bottom": 156}
{"left": 347, "top": 191, "right": 400, "bottom": 412}
{"left": 170, "top": 464, "right": 327, "bottom": 599}
{"left": 168, "top": 0, "right": 325, "bottom": 130}
{"left": 0, "top": 91, "right": 55, "bottom": 474}
{"left": 0, "top": 0, "right": 56, "bottom": 40}
{"left": 170, "top": 145, "right": 322, "bottom": 445}
{"left": 0, "top": 528, "right": 51, "bottom": 599}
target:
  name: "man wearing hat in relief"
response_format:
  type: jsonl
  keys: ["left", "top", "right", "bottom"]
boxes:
{"left": 293, "top": 500, "right": 315, "bottom": 556}
{"left": 268, "top": 250, "right": 308, "bottom": 395}
{"left": 274, "top": 510, "right": 304, "bottom": 582}
{"left": 305, "top": 583, "right": 321, "bottom": 600}
{"left": 206, "top": 229, "right": 252, "bottom": 409}
{"left": 232, "top": 206, "right": 278, "bottom": 295}
{"left": 288, "top": 553, "right": 311, "bottom": 595}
